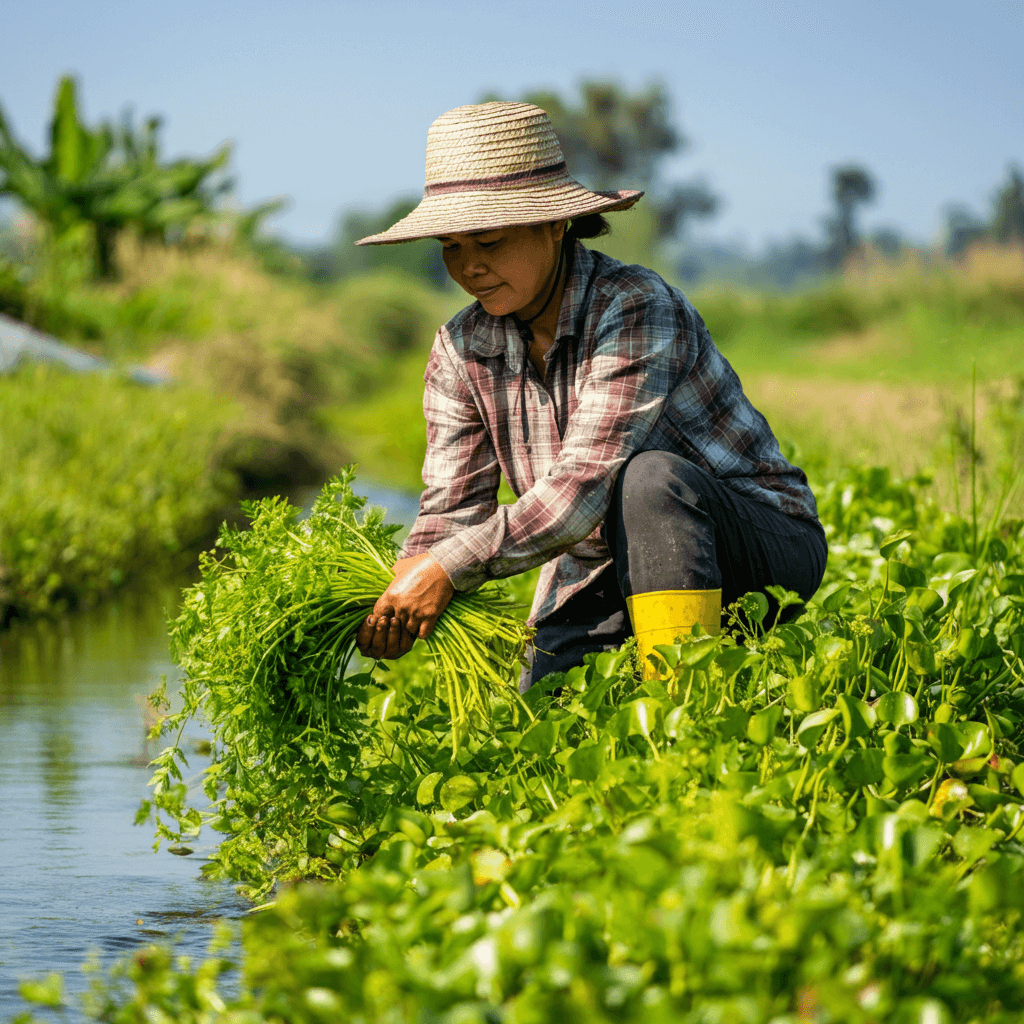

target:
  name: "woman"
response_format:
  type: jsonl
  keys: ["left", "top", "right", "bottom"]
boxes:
{"left": 355, "top": 101, "right": 827, "bottom": 685}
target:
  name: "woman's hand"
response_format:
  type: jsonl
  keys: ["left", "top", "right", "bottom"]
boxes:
{"left": 356, "top": 552, "right": 455, "bottom": 660}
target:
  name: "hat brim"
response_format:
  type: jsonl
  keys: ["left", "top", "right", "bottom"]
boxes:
{"left": 355, "top": 181, "right": 643, "bottom": 246}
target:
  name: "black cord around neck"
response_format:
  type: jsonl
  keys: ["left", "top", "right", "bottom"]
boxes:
{"left": 512, "top": 240, "right": 566, "bottom": 343}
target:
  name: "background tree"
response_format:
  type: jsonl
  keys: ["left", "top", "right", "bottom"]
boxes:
{"left": 483, "top": 81, "right": 718, "bottom": 247}
{"left": 991, "top": 166, "right": 1024, "bottom": 245}
{"left": 308, "top": 197, "right": 448, "bottom": 287}
{"left": 823, "top": 164, "right": 876, "bottom": 269}
{"left": 0, "top": 76, "right": 281, "bottom": 279}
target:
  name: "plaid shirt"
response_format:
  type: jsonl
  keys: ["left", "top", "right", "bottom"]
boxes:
{"left": 402, "top": 241, "right": 821, "bottom": 625}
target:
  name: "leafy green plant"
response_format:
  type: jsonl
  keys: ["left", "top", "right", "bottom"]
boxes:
{"left": 141, "top": 470, "right": 532, "bottom": 897}
{"left": 15, "top": 462, "right": 1024, "bottom": 1023}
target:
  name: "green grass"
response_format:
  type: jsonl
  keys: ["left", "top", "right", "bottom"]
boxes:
{"left": 0, "top": 364, "right": 242, "bottom": 622}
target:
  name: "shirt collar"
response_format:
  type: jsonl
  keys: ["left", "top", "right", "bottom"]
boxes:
{"left": 465, "top": 240, "right": 598, "bottom": 370}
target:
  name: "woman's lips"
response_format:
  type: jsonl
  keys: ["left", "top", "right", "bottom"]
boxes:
{"left": 474, "top": 283, "right": 502, "bottom": 298}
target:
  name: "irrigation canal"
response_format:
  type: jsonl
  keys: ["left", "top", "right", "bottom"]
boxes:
{"left": 0, "top": 481, "right": 420, "bottom": 1021}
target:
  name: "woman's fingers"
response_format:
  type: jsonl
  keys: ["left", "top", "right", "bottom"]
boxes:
{"left": 356, "top": 613, "right": 417, "bottom": 661}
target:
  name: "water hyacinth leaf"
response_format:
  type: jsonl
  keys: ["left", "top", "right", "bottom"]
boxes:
{"left": 714, "top": 704, "right": 749, "bottom": 740}
{"left": 566, "top": 742, "right": 605, "bottom": 783}
{"left": 796, "top": 706, "right": 839, "bottom": 750}
{"left": 747, "top": 705, "right": 783, "bottom": 746}
{"left": 788, "top": 674, "right": 821, "bottom": 713}
{"left": 882, "top": 751, "right": 928, "bottom": 788}
{"left": 819, "top": 581, "right": 853, "bottom": 613}
{"left": 887, "top": 560, "right": 926, "bottom": 590}
{"left": 1013, "top": 762, "right": 1024, "bottom": 797}
{"left": 879, "top": 529, "right": 914, "bottom": 560}
{"left": 837, "top": 693, "right": 876, "bottom": 738}
{"left": 625, "top": 697, "right": 664, "bottom": 739}
{"left": 593, "top": 649, "right": 629, "bottom": 679}
{"left": 927, "top": 723, "right": 965, "bottom": 762}
{"left": 966, "top": 784, "right": 1006, "bottom": 813}
{"left": 947, "top": 568, "right": 979, "bottom": 602}
{"left": 675, "top": 636, "right": 719, "bottom": 669}
{"left": 951, "top": 756, "right": 990, "bottom": 778}
{"left": 519, "top": 720, "right": 559, "bottom": 757}
{"left": 931, "top": 778, "right": 972, "bottom": 820}
{"left": 905, "top": 641, "right": 937, "bottom": 676}
{"left": 439, "top": 775, "right": 482, "bottom": 813}
{"left": 651, "top": 643, "right": 681, "bottom": 670}
{"left": 931, "top": 551, "right": 973, "bottom": 577}
{"left": 905, "top": 587, "right": 943, "bottom": 617}
{"left": 952, "top": 825, "right": 1001, "bottom": 866}
{"left": 875, "top": 692, "right": 919, "bottom": 726}
{"left": 904, "top": 823, "right": 945, "bottom": 868}
{"left": 955, "top": 721, "right": 992, "bottom": 760}
{"left": 843, "top": 747, "right": 885, "bottom": 786}
{"left": 957, "top": 627, "right": 983, "bottom": 663}
{"left": 715, "top": 646, "right": 759, "bottom": 678}
{"left": 416, "top": 771, "right": 443, "bottom": 806}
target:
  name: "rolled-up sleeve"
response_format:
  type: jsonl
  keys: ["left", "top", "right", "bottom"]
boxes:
{"left": 429, "top": 282, "right": 695, "bottom": 591}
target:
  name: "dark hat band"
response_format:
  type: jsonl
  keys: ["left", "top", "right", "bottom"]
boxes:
{"left": 423, "top": 161, "right": 568, "bottom": 197}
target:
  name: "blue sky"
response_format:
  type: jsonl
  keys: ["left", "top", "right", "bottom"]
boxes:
{"left": 2, "top": 0, "right": 1021, "bottom": 251}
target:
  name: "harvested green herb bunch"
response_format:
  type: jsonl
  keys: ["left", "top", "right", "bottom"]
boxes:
{"left": 144, "top": 469, "right": 530, "bottom": 891}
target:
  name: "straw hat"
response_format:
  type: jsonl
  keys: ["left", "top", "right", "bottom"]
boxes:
{"left": 355, "top": 101, "right": 643, "bottom": 246}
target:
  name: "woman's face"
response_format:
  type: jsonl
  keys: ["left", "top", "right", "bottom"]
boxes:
{"left": 438, "top": 221, "right": 566, "bottom": 319}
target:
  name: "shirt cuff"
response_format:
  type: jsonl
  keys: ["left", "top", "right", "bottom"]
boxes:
{"left": 429, "top": 532, "right": 490, "bottom": 592}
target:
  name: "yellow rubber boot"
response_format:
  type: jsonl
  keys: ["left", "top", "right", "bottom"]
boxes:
{"left": 626, "top": 589, "right": 721, "bottom": 679}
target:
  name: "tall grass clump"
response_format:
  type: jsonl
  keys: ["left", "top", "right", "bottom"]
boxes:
{"left": 0, "top": 364, "right": 241, "bottom": 623}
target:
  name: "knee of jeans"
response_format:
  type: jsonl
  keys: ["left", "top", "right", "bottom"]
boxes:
{"left": 616, "top": 450, "right": 701, "bottom": 518}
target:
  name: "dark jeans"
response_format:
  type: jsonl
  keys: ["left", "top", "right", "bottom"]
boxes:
{"left": 528, "top": 450, "right": 828, "bottom": 687}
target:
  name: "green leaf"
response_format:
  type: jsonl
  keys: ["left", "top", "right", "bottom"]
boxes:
{"left": 715, "top": 704, "right": 749, "bottom": 740}
{"left": 737, "top": 592, "right": 769, "bottom": 625}
{"left": 927, "top": 722, "right": 965, "bottom": 762}
{"left": 439, "top": 775, "right": 481, "bottom": 813}
{"left": 955, "top": 721, "right": 992, "bottom": 760}
{"left": 593, "top": 649, "right": 629, "bottom": 679}
{"left": 416, "top": 772, "right": 443, "bottom": 806}
{"left": 905, "top": 641, "right": 937, "bottom": 676}
{"left": 843, "top": 748, "right": 885, "bottom": 786}
{"left": 887, "top": 560, "right": 926, "bottom": 589}
{"left": 747, "top": 705, "right": 784, "bottom": 746}
{"left": 1012, "top": 762, "right": 1024, "bottom": 797}
{"left": 879, "top": 529, "right": 914, "bottom": 560}
{"left": 519, "top": 720, "right": 560, "bottom": 756}
{"left": 788, "top": 674, "right": 821, "bottom": 713}
{"left": 624, "top": 697, "right": 663, "bottom": 739}
{"left": 796, "top": 707, "right": 839, "bottom": 750}
{"left": 837, "top": 693, "right": 876, "bottom": 738}
{"left": 821, "top": 581, "right": 854, "bottom": 613}
{"left": 18, "top": 973, "right": 65, "bottom": 1008}
{"left": 715, "top": 647, "right": 758, "bottom": 678}
{"left": 566, "top": 743, "right": 606, "bottom": 782}
{"left": 367, "top": 689, "right": 398, "bottom": 723}
{"left": 905, "top": 587, "right": 943, "bottom": 617}
{"left": 952, "top": 825, "right": 1001, "bottom": 865}
{"left": 882, "top": 751, "right": 928, "bottom": 788}
{"left": 875, "top": 691, "right": 919, "bottom": 726}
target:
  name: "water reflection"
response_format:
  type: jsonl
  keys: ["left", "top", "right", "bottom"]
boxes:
{"left": 0, "top": 579, "right": 246, "bottom": 1022}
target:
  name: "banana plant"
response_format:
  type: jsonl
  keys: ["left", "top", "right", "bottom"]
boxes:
{"left": 0, "top": 76, "right": 276, "bottom": 278}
